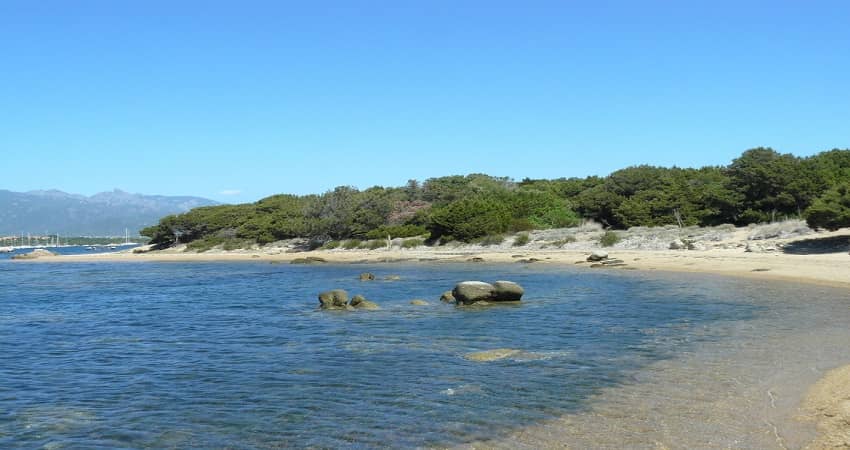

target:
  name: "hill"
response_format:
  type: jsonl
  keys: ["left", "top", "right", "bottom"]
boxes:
{"left": 0, "top": 189, "right": 218, "bottom": 236}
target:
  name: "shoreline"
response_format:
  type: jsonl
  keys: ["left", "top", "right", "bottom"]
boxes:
{"left": 26, "top": 243, "right": 850, "bottom": 289}
{"left": 18, "top": 236, "right": 850, "bottom": 448}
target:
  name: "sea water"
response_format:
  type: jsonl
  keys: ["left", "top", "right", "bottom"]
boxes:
{"left": 1, "top": 261, "right": 848, "bottom": 448}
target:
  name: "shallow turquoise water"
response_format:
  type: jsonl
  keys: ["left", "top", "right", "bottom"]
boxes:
{"left": 0, "top": 261, "right": 835, "bottom": 448}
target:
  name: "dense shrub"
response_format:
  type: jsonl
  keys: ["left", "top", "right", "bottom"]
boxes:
{"left": 140, "top": 148, "right": 850, "bottom": 249}
{"left": 599, "top": 231, "right": 621, "bottom": 247}
{"left": 364, "top": 224, "right": 428, "bottom": 240}
{"left": 806, "top": 183, "right": 850, "bottom": 230}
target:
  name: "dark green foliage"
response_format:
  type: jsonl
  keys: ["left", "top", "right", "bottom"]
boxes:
{"left": 364, "top": 224, "right": 428, "bottom": 240}
{"left": 599, "top": 231, "right": 621, "bottom": 247}
{"left": 140, "top": 148, "right": 850, "bottom": 249}
{"left": 806, "top": 183, "right": 850, "bottom": 230}
{"left": 427, "top": 195, "right": 513, "bottom": 241}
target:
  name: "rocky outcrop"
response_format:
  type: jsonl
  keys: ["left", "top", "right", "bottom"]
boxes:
{"left": 318, "top": 290, "right": 380, "bottom": 310}
{"left": 318, "top": 289, "right": 350, "bottom": 309}
{"left": 359, "top": 272, "right": 375, "bottom": 281}
{"left": 349, "top": 295, "right": 380, "bottom": 310}
{"left": 291, "top": 256, "right": 327, "bottom": 264}
{"left": 452, "top": 281, "right": 496, "bottom": 304}
{"left": 440, "top": 291, "right": 456, "bottom": 303}
{"left": 11, "top": 249, "right": 57, "bottom": 260}
{"left": 452, "top": 281, "right": 524, "bottom": 305}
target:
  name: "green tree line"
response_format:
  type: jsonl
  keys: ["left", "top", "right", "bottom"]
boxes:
{"left": 141, "top": 148, "right": 850, "bottom": 248}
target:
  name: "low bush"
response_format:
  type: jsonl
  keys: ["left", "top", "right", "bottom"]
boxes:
{"left": 364, "top": 240, "right": 385, "bottom": 250}
{"left": 401, "top": 238, "right": 425, "bottom": 248}
{"left": 322, "top": 240, "right": 341, "bottom": 250}
{"left": 342, "top": 239, "right": 362, "bottom": 250}
{"left": 599, "top": 231, "right": 621, "bottom": 247}
{"left": 479, "top": 235, "right": 505, "bottom": 246}
{"left": 512, "top": 233, "right": 530, "bottom": 246}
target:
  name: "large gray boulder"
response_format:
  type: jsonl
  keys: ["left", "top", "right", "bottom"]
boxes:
{"left": 492, "top": 281, "right": 524, "bottom": 301}
{"left": 452, "top": 281, "right": 524, "bottom": 304}
{"left": 452, "top": 281, "right": 496, "bottom": 305}
{"left": 318, "top": 289, "right": 349, "bottom": 309}
{"left": 587, "top": 250, "right": 608, "bottom": 261}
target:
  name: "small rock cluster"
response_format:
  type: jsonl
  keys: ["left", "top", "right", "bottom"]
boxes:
{"left": 317, "top": 289, "right": 379, "bottom": 310}
{"left": 317, "top": 280, "right": 525, "bottom": 310}
{"left": 584, "top": 250, "right": 627, "bottom": 268}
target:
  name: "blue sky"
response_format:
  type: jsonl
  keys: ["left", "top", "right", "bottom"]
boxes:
{"left": 1, "top": 1, "right": 848, "bottom": 203}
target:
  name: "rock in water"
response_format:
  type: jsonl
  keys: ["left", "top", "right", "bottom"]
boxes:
{"left": 452, "top": 281, "right": 496, "bottom": 305}
{"left": 349, "top": 294, "right": 380, "bottom": 310}
{"left": 452, "top": 281, "right": 525, "bottom": 304}
{"left": 587, "top": 250, "right": 608, "bottom": 262}
{"left": 669, "top": 239, "right": 685, "bottom": 250}
{"left": 359, "top": 272, "right": 375, "bottom": 281}
{"left": 410, "top": 299, "right": 429, "bottom": 306}
{"left": 492, "top": 281, "right": 524, "bottom": 301}
{"left": 440, "top": 291, "right": 455, "bottom": 303}
{"left": 318, "top": 289, "right": 349, "bottom": 309}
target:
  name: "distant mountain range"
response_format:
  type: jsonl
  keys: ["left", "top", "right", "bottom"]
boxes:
{"left": 0, "top": 189, "right": 218, "bottom": 236}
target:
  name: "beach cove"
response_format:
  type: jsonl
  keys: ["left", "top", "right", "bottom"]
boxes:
{"left": 6, "top": 229, "right": 850, "bottom": 448}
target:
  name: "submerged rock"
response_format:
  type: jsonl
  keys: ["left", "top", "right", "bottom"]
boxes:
{"left": 359, "top": 272, "right": 375, "bottom": 281}
{"left": 440, "top": 291, "right": 456, "bottom": 303}
{"left": 409, "top": 299, "right": 429, "bottom": 306}
{"left": 291, "top": 256, "right": 327, "bottom": 264}
{"left": 318, "top": 289, "right": 349, "bottom": 309}
{"left": 464, "top": 348, "right": 522, "bottom": 362}
{"left": 383, "top": 275, "right": 402, "bottom": 281}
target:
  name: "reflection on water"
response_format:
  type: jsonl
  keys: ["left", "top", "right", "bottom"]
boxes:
{"left": 0, "top": 261, "right": 848, "bottom": 448}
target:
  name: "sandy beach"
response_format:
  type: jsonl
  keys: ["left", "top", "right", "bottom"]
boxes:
{"left": 20, "top": 228, "right": 850, "bottom": 448}
{"left": 36, "top": 230, "right": 850, "bottom": 289}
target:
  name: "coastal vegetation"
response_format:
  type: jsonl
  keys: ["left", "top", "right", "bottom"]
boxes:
{"left": 141, "top": 148, "right": 850, "bottom": 248}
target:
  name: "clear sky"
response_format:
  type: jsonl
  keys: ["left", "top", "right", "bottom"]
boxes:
{"left": 2, "top": 1, "right": 848, "bottom": 203}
